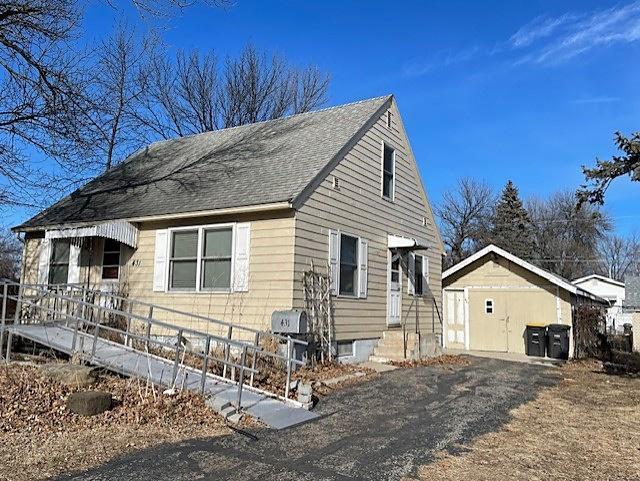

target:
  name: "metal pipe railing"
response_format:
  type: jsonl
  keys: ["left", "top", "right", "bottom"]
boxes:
{"left": 0, "top": 279, "right": 303, "bottom": 404}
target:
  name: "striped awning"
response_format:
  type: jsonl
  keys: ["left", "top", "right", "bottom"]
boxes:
{"left": 45, "top": 220, "right": 138, "bottom": 248}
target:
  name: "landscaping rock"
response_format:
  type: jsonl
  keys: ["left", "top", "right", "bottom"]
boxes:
{"left": 67, "top": 391, "right": 112, "bottom": 416}
{"left": 39, "top": 363, "right": 98, "bottom": 387}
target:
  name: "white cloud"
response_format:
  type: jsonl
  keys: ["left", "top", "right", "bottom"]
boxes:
{"left": 513, "top": 1, "right": 640, "bottom": 65}
{"left": 402, "top": 46, "right": 480, "bottom": 77}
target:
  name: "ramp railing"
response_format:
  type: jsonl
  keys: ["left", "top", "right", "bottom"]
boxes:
{"left": 0, "top": 279, "right": 306, "bottom": 406}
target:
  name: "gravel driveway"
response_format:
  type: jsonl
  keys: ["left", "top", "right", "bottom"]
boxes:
{"left": 52, "top": 357, "right": 560, "bottom": 481}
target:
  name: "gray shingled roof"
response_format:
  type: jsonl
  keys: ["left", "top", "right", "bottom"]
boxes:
{"left": 17, "top": 95, "right": 391, "bottom": 229}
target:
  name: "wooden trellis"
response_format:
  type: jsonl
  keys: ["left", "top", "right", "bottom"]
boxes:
{"left": 302, "top": 261, "right": 334, "bottom": 363}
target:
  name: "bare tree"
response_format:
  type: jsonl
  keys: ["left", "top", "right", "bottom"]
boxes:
{"left": 527, "top": 191, "right": 612, "bottom": 279}
{"left": 108, "top": 0, "right": 233, "bottom": 18}
{"left": 597, "top": 233, "right": 640, "bottom": 281}
{"left": 0, "top": 229, "right": 21, "bottom": 279}
{"left": 0, "top": 0, "right": 89, "bottom": 206}
{"left": 436, "top": 178, "right": 495, "bottom": 268}
{"left": 135, "top": 44, "right": 330, "bottom": 141}
{"left": 83, "top": 25, "right": 157, "bottom": 171}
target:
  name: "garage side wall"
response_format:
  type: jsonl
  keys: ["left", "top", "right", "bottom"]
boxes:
{"left": 443, "top": 254, "right": 574, "bottom": 356}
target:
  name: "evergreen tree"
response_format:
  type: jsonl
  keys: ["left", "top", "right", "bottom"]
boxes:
{"left": 490, "top": 180, "right": 535, "bottom": 259}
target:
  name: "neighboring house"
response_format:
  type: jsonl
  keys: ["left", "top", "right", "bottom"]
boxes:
{"left": 442, "top": 244, "right": 606, "bottom": 358}
{"left": 572, "top": 274, "right": 625, "bottom": 331}
{"left": 13, "top": 95, "right": 445, "bottom": 362}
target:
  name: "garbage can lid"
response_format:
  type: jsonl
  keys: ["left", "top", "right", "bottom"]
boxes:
{"left": 526, "top": 322, "right": 547, "bottom": 327}
{"left": 547, "top": 323, "right": 571, "bottom": 331}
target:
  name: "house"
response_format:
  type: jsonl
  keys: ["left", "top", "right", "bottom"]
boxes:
{"left": 13, "top": 95, "right": 445, "bottom": 363}
{"left": 572, "top": 274, "right": 626, "bottom": 331}
{"left": 442, "top": 244, "right": 606, "bottom": 358}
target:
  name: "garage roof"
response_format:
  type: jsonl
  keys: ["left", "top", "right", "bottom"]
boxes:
{"left": 443, "top": 244, "right": 608, "bottom": 304}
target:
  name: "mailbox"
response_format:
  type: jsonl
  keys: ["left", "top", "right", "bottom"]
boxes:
{"left": 271, "top": 310, "right": 308, "bottom": 335}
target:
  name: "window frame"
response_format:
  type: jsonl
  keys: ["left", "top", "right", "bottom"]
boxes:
{"left": 336, "top": 340, "right": 354, "bottom": 357}
{"left": 48, "top": 239, "right": 71, "bottom": 285}
{"left": 337, "top": 231, "right": 360, "bottom": 298}
{"left": 167, "top": 223, "right": 235, "bottom": 293}
{"left": 485, "top": 298, "right": 494, "bottom": 314}
{"left": 200, "top": 226, "right": 234, "bottom": 292}
{"left": 381, "top": 141, "right": 396, "bottom": 201}
{"left": 414, "top": 254, "right": 424, "bottom": 296}
{"left": 101, "top": 239, "right": 122, "bottom": 282}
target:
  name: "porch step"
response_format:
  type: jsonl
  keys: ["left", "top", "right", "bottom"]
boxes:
{"left": 369, "top": 329, "right": 419, "bottom": 363}
{"left": 372, "top": 344, "right": 416, "bottom": 359}
{"left": 383, "top": 331, "right": 418, "bottom": 343}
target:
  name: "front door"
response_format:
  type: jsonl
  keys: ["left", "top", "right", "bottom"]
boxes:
{"left": 387, "top": 251, "right": 401, "bottom": 325}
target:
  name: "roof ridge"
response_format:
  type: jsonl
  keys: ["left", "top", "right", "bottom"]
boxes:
{"left": 141, "top": 94, "right": 393, "bottom": 150}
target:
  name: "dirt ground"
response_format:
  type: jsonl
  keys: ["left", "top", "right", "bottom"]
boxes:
{"left": 0, "top": 358, "right": 377, "bottom": 481}
{"left": 0, "top": 362, "right": 232, "bottom": 481}
{"left": 413, "top": 360, "right": 640, "bottom": 481}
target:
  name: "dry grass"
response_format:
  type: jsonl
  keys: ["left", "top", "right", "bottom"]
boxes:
{"left": 0, "top": 363, "right": 231, "bottom": 481}
{"left": 411, "top": 360, "right": 640, "bottom": 481}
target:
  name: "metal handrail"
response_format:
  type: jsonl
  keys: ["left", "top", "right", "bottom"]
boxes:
{"left": 13, "top": 281, "right": 308, "bottom": 346}
{"left": 1, "top": 279, "right": 305, "bottom": 405}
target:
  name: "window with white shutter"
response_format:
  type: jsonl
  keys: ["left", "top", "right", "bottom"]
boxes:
{"left": 329, "top": 230, "right": 368, "bottom": 299}
{"left": 233, "top": 223, "right": 250, "bottom": 292}
{"left": 38, "top": 238, "right": 52, "bottom": 285}
{"left": 153, "top": 230, "right": 168, "bottom": 292}
{"left": 358, "top": 239, "right": 368, "bottom": 298}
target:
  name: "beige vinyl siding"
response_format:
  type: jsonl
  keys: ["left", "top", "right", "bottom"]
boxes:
{"left": 124, "top": 212, "right": 295, "bottom": 333}
{"left": 444, "top": 254, "right": 574, "bottom": 355}
{"left": 21, "top": 233, "right": 44, "bottom": 284}
{"left": 444, "top": 255, "right": 573, "bottom": 324}
{"left": 19, "top": 211, "right": 296, "bottom": 335}
{"left": 293, "top": 99, "right": 443, "bottom": 341}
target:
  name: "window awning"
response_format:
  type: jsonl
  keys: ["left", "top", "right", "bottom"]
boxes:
{"left": 45, "top": 220, "right": 138, "bottom": 248}
{"left": 387, "top": 234, "right": 429, "bottom": 250}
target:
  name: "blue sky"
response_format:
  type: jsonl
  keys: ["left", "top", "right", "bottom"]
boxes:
{"left": 8, "top": 0, "right": 640, "bottom": 234}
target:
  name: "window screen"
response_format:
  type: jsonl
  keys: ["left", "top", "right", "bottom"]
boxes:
{"left": 414, "top": 255, "right": 424, "bottom": 296}
{"left": 382, "top": 144, "right": 394, "bottom": 199}
{"left": 170, "top": 230, "right": 198, "bottom": 289}
{"left": 101, "top": 238, "right": 121, "bottom": 280}
{"left": 339, "top": 234, "right": 359, "bottom": 296}
{"left": 201, "top": 228, "right": 232, "bottom": 289}
{"left": 49, "top": 240, "right": 70, "bottom": 284}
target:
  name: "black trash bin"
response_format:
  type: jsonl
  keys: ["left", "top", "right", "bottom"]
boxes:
{"left": 525, "top": 323, "right": 547, "bottom": 357}
{"left": 547, "top": 324, "right": 571, "bottom": 360}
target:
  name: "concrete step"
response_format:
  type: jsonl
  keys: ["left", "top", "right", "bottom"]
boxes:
{"left": 376, "top": 338, "right": 417, "bottom": 349}
{"left": 382, "top": 331, "right": 418, "bottom": 343}
{"left": 373, "top": 344, "right": 415, "bottom": 359}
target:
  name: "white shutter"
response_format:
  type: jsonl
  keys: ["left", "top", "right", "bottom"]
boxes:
{"left": 358, "top": 238, "right": 368, "bottom": 298}
{"left": 423, "top": 255, "right": 429, "bottom": 287}
{"left": 38, "top": 238, "right": 52, "bottom": 285}
{"left": 67, "top": 243, "right": 81, "bottom": 284}
{"left": 407, "top": 253, "right": 415, "bottom": 295}
{"left": 328, "top": 230, "right": 339, "bottom": 294}
{"left": 153, "top": 230, "right": 168, "bottom": 292}
{"left": 233, "top": 223, "right": 250, "bottom": 292}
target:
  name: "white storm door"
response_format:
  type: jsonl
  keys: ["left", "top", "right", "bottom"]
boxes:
{"left": 387, "top": 251, "right": 402, "bottom": 325}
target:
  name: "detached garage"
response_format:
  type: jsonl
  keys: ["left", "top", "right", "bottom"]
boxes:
{"left": 442, "top": 245, "right": 606, "bottom": 358}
